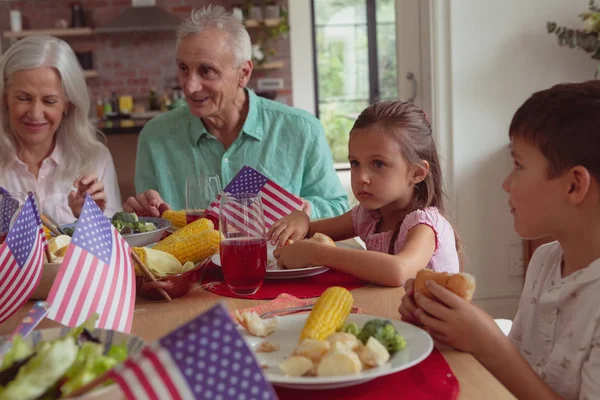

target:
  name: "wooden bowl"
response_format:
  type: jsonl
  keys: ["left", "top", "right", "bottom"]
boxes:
{"left": 135, "top": 261, "right": 206, "bottom": 301}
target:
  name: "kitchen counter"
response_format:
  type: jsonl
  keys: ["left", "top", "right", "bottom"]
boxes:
{"left": 96, "top": 118, "right": 148, "bottom": 135}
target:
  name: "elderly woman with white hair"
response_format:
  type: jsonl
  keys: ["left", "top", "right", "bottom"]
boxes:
{"left": 0, "top": 36, "right": 121, "bottom": 224}
{"left": 125, "top": 5, "right": 348, "bottom": 224}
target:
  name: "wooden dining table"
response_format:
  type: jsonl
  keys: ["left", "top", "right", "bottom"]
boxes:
{"left": 1, "top": 282, "right": 516, "bottom": 399}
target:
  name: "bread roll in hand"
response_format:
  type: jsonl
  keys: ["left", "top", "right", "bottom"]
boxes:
{"left": 414, "top": 269, "right": 476, "bottom": 302}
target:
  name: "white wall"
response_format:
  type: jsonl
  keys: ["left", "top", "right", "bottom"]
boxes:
{"left": 443, "top": 0, "right": 597, "bottom": 317}
{"left": 289, "top": 0, "right": 317, "bottom": 115}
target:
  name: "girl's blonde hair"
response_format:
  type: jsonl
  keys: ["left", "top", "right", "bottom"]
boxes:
{"left": 352, "top": 101, "right": 463, "bottom": 266}
{"left": 0, "top": 35, "right": 104, "bottom": 176}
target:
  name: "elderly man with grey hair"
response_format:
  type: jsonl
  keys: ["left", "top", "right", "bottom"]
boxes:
{"left": 124, "top": 5, "right": 348, "bottom": 222}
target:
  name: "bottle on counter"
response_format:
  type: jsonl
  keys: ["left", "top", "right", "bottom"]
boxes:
{"left": 148, "top": 87, "right": 159, "bottom": 111}
{"left": 110, "top": 91, "right": 119, "bottom": 115}
{"left": 102, "top": 92, "right": 112, "bottom": 116}
{"left": 96, "top": 98, "right": 104, "bottom": 119}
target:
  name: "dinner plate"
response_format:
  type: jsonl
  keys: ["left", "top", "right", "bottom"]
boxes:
{"left": 241, "top": 313, "right": 433, "bottom": 390}
{"left": 211, "top": 243, "right": 330, "bottom": 280}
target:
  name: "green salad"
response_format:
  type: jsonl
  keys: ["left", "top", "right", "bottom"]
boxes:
{"left": 61, "top": 211, "right": 157, "bottom": 237}
{"left": 0, "top": 318, "right": 128, "bottom": 400}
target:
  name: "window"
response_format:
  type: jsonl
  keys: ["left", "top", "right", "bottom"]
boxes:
{"left": 312, "top": 0, "right": 397, "bottom": 165}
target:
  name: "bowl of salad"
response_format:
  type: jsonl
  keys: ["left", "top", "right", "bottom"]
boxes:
{"left": 61, "top": 212, "right": 171, "bottom": 248}
{"left": 0, "top": 320, "right": 145, "bottom": 399}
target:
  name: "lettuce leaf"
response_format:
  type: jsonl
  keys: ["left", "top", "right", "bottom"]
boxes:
{"left": 0, "top": 336, "right": 32, "bottom": 371}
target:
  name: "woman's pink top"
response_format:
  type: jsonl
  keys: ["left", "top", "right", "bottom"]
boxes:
{"left": 352, "top": 205, "right": 459, "bottom": 273}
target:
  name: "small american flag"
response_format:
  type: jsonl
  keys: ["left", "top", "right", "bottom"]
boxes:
{"left": 206, "top": 166, "right": 303, "bottom": 235}
{"left": 0, "top": 191, "right": 20, "bottom": 233}
{"left": 0, "top": 193, "right": 47, "bottom": 324}
{"left": 46, "top": 195, "right": 135, "bottom": 333}
{"left": 108, "top": 303, "right": 278, "bottom": 400}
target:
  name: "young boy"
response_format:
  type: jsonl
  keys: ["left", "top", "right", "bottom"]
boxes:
{"left": 398, "top": 80, "right": 600, "bottom": 400}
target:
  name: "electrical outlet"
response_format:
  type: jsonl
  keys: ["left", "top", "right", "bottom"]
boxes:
{"left": 508, "top": 243, "right": 524, "bottom": 276}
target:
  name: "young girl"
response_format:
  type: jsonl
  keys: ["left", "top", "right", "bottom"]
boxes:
{"left": 267, "top": 101, "right": 460, "bottom": 287}
{"left": 399, "top": 81, "right": 600, "bottom": 399}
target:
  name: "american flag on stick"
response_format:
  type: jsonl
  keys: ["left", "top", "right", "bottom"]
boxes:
{"left": 0, "top": 189, "right": 20, "bottom": 233}
{"left": 107, "top": 303, "right": 278, "bottom": 400}
{"left": 46, "top": 195, "right": 135, "bottom": 333}
{"left": 0, "top": 193, "right": 47, "bottom": 324}
{"left": 205, "top": 166, "right": 303, "bottom": 236}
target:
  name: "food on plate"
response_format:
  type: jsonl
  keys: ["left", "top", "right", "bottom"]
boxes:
{"left": 45, "top": 235, "right": 72, "bottom": 263}
{"left": 131, "top": 247, "right": 197, "bottom": 278}
{"left": 278, "top": 356, "right": 313, "bottom": 377}
{"left": 256, "top": 341, "right": 279, "bottom": 353}
{"left": 161, "top": 210, "right": 187, "bottom": 229}
{"left": 299, "top": 286, "right": 353, "bottom": 342}
{"left": 43, "top": 226, "right": 53, "bottom": 240}
{"left": 308, "top": 233, "right": 336, "bottom": 247}
{"left": 294, "top": 339, "right": 330, "bottom": 363}
{"left": 234, "top": 310, "right": 277, "bottom": 337}
{"left": 0, "top": 317, "right": 127, "bottom": 400}
{"left": 152, "top": 218, "right": 220, "bottom": 264}
{"left": 111, "top": 211, "right": 157, "bottom": 234}
{"left": 359, "top": 337, "right": 390, "bottom": 367}
{"left": 355, "top": 319, "right": 407, "bottom": 354}
{"left": 414, "top": 269, "right": 476, "bottom": 302}
{"left": 316, "top": 345, "right": 362, "bottom": 377}
{"left": 274, "top": 289, "right": 408, "bottom": 378}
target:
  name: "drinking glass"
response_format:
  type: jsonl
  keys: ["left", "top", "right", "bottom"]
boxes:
{"left": 218, "top": 193, "right": 267, "bottom": 296}
{"left": 185, "top": 175, "right": 221, "bottom": 225}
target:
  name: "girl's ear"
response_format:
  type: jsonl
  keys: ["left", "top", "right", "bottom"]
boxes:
{"left": 238, "top": 60, "right": 253, "bottom": 88}
{"left": 566, "top": 165, "right": 591, "bottom": 205}
{"left": 412, "top": 160, "right": 430, "bottom": 185}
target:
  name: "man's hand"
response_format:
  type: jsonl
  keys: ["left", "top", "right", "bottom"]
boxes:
{"left": 68, "top": 173, "right": 106, "bottom": 218}
{"left": 123, "top": 190, "right": 171, "bottom": 217}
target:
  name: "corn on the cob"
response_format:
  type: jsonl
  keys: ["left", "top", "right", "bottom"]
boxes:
{"left": 162, "top": 210, "right": 188, "bottom": 229}
{"left": 153, "top": 219, "right": 220, "bottom": 263}
{"left": 132, "top": 247, "right": 146, "bottom": 265}
{"left": 299, "top": 286, "right": 353, "bottom": 342}
{"left": 43, "top": 226, "right": 53, "bottom": 240}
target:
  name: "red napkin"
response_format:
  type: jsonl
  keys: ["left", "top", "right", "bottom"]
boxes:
{"left": 274, "top": 348, "right": 459, "bottom": 400}
{"left": 202, "top": 263, "right": 366, "bottom": 300}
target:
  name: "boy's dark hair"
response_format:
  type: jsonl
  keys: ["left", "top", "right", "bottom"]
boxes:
{"left": 509, "top": 80, "right": 600, "bottom": 181}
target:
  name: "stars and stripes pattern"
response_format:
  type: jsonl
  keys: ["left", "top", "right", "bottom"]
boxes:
{"left": 46, "top": 195, "right": 135, "bottom": 333}
{"left": 206, "top": 166, "right": 303, "bottom": 236}
{"left": 108, "top": 303, "right": 277, "bottom": 400}
{"left": 0, "top": 193, "right": 47, "bottom": 324}
{"left": 0, "top": 189, "right": 20, "bottom": 233}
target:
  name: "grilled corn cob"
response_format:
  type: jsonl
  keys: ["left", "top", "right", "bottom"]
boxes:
{"left": 43, "top": 226, "right": 53, "bottom": 240}
{"left": 162, "top": 210, "right": 188, "bottom": 229}
{"left": 153, "top": 218, "right": 219, "bottom": 263}
{"left": 299, "top": 286, "right": 353, "bottom": 342}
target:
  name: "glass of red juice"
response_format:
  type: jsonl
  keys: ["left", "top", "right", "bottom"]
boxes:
{"left": 219, "top": 193, "right": 267, "bottom": 296}
{"left": 185, "top": 175, "right": 221, "bottom": 225}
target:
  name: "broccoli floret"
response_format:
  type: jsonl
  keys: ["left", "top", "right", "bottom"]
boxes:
{"left": 134, "top": 221, "right": 157, "bottom": 233}
{"left": 342, "top": 322, "right": 359, "bottom": 336}
{"left": 357, "top": 319, "right": 407, "bottom": 354}
{"left": 62, "top": 227, "right": 75, "bottom": 237}
{"left": 111, "top": 212, "right": 138, "bottom": 233}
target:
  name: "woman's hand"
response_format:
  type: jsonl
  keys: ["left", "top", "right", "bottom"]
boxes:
{"left": 266, "top": 210, "right": 310, "bottom": 247}
{"left": 68, "top": 173, "right": 106, "bottom": 218}
{"left": 413, "top": 281, "right": 504, "bottom": 357}
{"left": 123, "top": 190, "right": 171, "bottom": 217}
{"left": 273, "top": 240, "right": 321, "bottom": 269}
{"left": 398, "top": 278, "right": 422, "bottom": 326}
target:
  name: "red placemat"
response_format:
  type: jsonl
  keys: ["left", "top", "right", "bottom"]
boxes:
{"left": 274, "top": 348, "right": 459, "bottom": 400}
{"left": 201, "top": 263, "right": 366, "bottom": 299}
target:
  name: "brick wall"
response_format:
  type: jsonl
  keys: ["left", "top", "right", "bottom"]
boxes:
{"left": 0, "top": 0, "right": 292, "bottom": 108}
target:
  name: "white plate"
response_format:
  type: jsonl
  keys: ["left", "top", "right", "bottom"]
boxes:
{"left": 211, "top": 243, "right": 330, "bottom": 280}
{"left": 241, "top": 313, "right": 433, "bottom": 390}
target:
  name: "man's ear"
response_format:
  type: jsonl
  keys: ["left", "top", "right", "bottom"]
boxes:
{"left": 412, "top": 160, "right": 430, "bottom": 185}
{"left": 238, "top": 60, "right": 253, "bottom": 88}
{"left": 566, "top": 165, "right": 592, "bottom": 205}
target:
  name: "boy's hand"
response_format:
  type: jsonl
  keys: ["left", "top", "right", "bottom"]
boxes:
{"left": 68, "top": 173, "right": 106, "bottom": 218}
{"left": 266, "top": 210, "right": 310, "bottom": 247}
{"left": 398, "top": 278, "right": 422, "bottom": 326}
{"left": 273, "top": 240, "right": 320, "bottom": 269}
{"left": 414, "top": 281, "right": 504, "bottom": 357}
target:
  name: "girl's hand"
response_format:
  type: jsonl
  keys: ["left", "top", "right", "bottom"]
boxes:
{"left": 267, "top": 210, "right": 310, "bottom": 247}
{"left": 398, "top": 278, "right": 422, "bottom": 326}
{"left": 68, "top": 173, "right": 107, "bottom": 218}
{"left": 273, "top": 240, "right": 320, "bottom": 269}
{"left": 414, "top": 281, "right": 504, "bottom": 357}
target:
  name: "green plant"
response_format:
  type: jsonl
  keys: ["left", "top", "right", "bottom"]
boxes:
{"left": 244, "top": 1, "right": 290, "bottom": 65}
{"left": 548, "top": 0, "right": 600, "bottom": 76}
